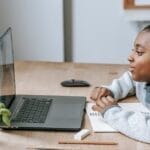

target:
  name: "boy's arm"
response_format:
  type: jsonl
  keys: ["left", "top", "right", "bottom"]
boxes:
{"left": 105, "top": 71, "right": 136, "bottom": 100}
{"left": 103, "top": 106, "right": 150, "bottom": 143}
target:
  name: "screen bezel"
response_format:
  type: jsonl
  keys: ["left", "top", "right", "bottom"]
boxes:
{"left": 0, "top": 27, "right": 16, "bottom": 108}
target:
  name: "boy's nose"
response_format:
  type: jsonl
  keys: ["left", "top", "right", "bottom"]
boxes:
{"left": 128, "top": 52, "right": 134, "bottom": 63}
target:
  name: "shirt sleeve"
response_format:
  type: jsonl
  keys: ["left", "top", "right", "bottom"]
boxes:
{"left": 104, "top": 71, "right": 136, "bottom": 100}
{"left": 103, "top": 106, "right": 150, "bottom": 143}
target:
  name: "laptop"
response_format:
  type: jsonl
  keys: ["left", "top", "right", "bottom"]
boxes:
{"left": 0, "top": 27, "right": 86, "bottom": 131}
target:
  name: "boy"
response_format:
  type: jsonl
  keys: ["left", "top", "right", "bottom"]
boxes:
{"left": 90, "top": 25, "right": 150, "bottom": 143}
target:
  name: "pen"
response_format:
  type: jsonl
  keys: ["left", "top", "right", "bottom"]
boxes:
{"left": 27, "top": 147, "right": 79, "bottom": 150}
{"left": 58, "top": 140, "right": 118, "bottom": 145}
{"left": 26, "top": 146, "right": 80, "bottom": 150}
{"left": 27, "top": 148, "right": 63, "bottom": 150}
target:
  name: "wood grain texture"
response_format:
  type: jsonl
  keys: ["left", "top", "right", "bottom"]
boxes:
{"left": 0, "top": 61, "right": 149, "bottom": 150}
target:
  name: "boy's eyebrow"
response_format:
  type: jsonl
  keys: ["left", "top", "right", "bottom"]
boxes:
{"left": 135, "top": 44, "right": 146, "bottom": 50}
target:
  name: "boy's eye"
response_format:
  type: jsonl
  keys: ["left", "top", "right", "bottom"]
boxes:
{"left": 135, "top": 50, "right": 144, "bottom": 56}
{"left": 132, "top": 49, "right": 144, "bottom": 56}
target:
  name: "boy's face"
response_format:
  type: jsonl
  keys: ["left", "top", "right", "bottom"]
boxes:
{"left": 128, "top": 31, "right": 150, "bottom": 82}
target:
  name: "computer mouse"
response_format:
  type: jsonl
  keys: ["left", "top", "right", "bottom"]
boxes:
{"left": 61, "top": 79, "right": 90, "bottom": 87}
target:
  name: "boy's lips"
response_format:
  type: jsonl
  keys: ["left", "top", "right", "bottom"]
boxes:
{"left": 129, "top": 66, "right": 135, "bottom": 72}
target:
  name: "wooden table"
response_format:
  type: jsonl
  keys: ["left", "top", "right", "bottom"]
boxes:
{"left": 0, "top": 61, "right": 149, "bottom": 150}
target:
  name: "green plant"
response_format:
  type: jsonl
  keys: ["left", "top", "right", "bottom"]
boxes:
{"left": 0, "top": 102, "right": 11, "bottom": 126}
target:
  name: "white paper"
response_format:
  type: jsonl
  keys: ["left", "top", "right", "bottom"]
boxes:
{"left": 86, "top": 103, "right": 150, "bottom": 132}
{"left": 86, "top": 103, "right": 117, "bottom": 132}
{"left": 135, "top": 0, "right": 150, "bottom": 5}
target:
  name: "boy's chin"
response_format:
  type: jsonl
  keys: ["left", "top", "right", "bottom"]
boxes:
{"left": 131, "top": 73, "right": 141, "bottom": 81}
{"left": 130, "top": 71, "right": 149, "bottom": 82}
{"left": 132, "top": 75, "right": 147, "bottom": 82}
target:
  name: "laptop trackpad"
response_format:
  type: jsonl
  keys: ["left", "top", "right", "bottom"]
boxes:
{"left": 46, "top": 99, "right": 84, "bottom": 129}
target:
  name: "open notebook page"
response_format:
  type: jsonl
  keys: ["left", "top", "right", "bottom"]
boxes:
{"left": 86, "top": 103, "right": 150, "bottom": 132}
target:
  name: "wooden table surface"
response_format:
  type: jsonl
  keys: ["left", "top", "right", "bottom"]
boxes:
{"left": 0, "top": 61, "right": 149, "bottom": 150}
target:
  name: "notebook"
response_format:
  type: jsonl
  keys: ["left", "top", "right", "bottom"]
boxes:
{"left": 0, "top": 27, "right": 86, "bottom": 131}
{"left": 86, "top": 102, "right": 150, "bottom": 132}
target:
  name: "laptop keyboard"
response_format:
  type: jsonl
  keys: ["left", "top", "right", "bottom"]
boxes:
{"left": 13, "top": 97, "right": 52, "bottom": 123}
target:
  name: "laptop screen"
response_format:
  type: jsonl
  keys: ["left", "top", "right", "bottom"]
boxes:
{"left": 0, "top": 28, "right": 16, "bottom": 107}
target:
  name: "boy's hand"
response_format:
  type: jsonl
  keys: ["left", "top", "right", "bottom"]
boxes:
{"left": 90, "top": 87, "right": 117, "bottom": 113}
{"left": 92, "top": 96, "right": 117, "bottom": 113}
{"left": 90, "top": 87, "right": 113, "bottom": 101}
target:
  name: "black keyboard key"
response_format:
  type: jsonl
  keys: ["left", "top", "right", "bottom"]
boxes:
{"left": 13, "top": 97, "right": 51, "bottom": 123}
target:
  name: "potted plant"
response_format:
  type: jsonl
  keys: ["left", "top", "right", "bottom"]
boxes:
{"left": 0, "top": 102, "right": 11, "bottom": 126}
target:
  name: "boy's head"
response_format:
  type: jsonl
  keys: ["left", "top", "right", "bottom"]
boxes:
{"left": 128, "top": 25, "right": 150, "bottom": 82}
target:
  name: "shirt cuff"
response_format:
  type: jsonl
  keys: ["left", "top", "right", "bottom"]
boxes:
{"left": 101, "top": 105, "right": 121, "bottom": 117}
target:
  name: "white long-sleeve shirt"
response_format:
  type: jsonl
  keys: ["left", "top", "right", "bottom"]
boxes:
{"left": 102, "top": 71, "right": 150, "bottom": 143}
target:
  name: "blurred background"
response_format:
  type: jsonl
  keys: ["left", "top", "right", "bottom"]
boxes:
{"left": 0, "top": 0, "right": 150, "bottom": 64}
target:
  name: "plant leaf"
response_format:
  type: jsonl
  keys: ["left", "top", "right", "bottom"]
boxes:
{"left": 0, "top": 108, "right": 11, "bottom": 116}
{"left": 0, "top": 102, "right": 5, "bottom": 109}
{"left": 2, "top": 114, "right": 11, "bottom": 127}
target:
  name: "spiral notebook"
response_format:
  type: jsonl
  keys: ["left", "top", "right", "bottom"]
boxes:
{"left": 86, "top": 102, "right": 150, "bottom": 132}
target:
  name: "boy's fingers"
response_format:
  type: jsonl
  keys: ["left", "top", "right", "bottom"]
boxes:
{"left": 107, "top": 95, "right": 115, "bottom": 103}
{"left": 99, "top": 88, "right": 107, "bottom": 96}
{"left": 101, "top": 97, "right": 109, "bottom": 105}
{"left": 90, "top": 88, "right": 96, "bottom": 100}
{"left": 96, "top": 100, "right": 105, "bottom": 108}
{"left": 92, "top": 105, "right": 102, "bottom": 112}
{"left": 98, "top": 88, "right": 111, "bottom": 100}
{"left": 93, "top": 87, "right": 107, "bottom": 101}
{"left": 90, "top": 87, "right": 101, "bottom": 100}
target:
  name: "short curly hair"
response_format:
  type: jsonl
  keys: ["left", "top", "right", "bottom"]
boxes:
{"left": 142, "top": 25, "right": 150, "bottom": 32}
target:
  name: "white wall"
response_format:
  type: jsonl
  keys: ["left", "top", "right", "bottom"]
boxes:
{"left": 1, "top": 0, "right": 148, "bottom": 64}
{"left": 72, "top": 0, "right": 139, "bottom": 64}
{"left": 0, "top": 0, "right": 64, "bottom": 62}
